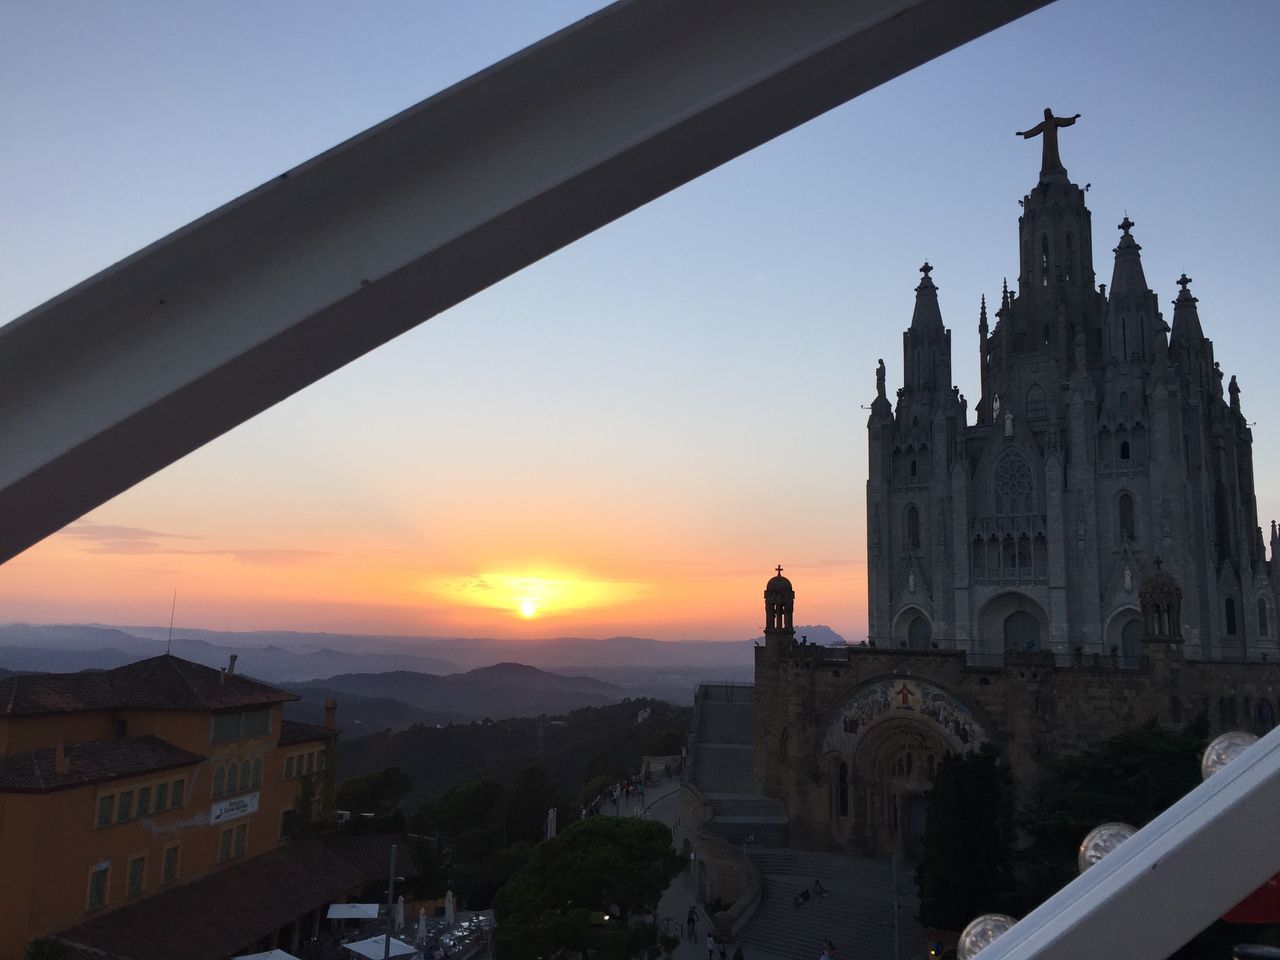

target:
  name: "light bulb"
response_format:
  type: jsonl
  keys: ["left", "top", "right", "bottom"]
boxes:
{"left": 1201, "top": 731, "right": 1259, "bottom": 780}
{"left": 958, "top": 913, "right": 1017, "bottom": 959}
{"left": 1078, "top": 822, "right": 1137, "bottom": 873}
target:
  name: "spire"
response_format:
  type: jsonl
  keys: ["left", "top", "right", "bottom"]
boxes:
{"left": 1000, "top": 278, "right": 1010, "bottom": 312}
{"left": 1109, "top": 217, "right": 1149, "bottom": 294}
{"left": 1169, "top": 272, "right": 1205, "bottom": 346}
{"left": 910, "top": 261, "right": 943, "bottom": 331}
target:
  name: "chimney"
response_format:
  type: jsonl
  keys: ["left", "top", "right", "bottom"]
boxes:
{"left": 323, "top": 698, "right": 337, "bottom": 730}
{"left": 54, "top": 741, "right": 70, "bottom": 775}
{"left": 227, "top": 654, "right": 238, "bottom": 676}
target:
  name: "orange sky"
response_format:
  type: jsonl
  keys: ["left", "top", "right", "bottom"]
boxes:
{"left": 3, "top": 3, "right": 1278, "bottom": 646}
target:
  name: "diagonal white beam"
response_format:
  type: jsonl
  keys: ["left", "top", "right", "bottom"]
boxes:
{"left": 983, "top": 726, "right": 1280, "bottom": 959}
{"left": 0, "top": 0, "right": 1050, "bottom": 563}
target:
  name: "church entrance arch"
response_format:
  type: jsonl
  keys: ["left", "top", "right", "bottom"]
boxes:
{"left": 1104, "top": 607, "right": 1144, "bottom": 664}
{"left": 822, "top": 678, "right": 988, "bottom": 858}
{"left": 977, "top": 592, "right": 1048, "bottom": 661}
{"left": 891, "top": 606, "right": 932, "bottom": 649}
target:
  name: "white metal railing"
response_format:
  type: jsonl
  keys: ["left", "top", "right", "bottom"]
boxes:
{"left": 979, "top": 725, "right": 1280, "bottom": 958}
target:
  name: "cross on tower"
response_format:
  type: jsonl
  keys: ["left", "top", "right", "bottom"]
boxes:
{"left": 1177, "top": 273, "right": 1193, "bottom": 291}
{"left": 775, "top": 565, "right": 784, "bottom": 576}
{"left": 1119, "top": 216, "right": 1135, "bottom": 235}
{"left": 919, "top": 261, "right": 933, "bottom": 278}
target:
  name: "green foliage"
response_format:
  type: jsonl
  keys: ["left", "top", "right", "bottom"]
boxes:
{"left": 916, "top": 744, "right": 1017, "bottom": 931}
{"left": 452, "top": 842, "right": 532, "bottom": 910}
{"left": 581, "top": 773, "right": 616, "bottom": 808}
{"left": 335, "top": 765, "right": 413, "bottom": 816}
{"left": 503, "top": 765, "right": 569, "bottom": 845}
{"left": 336, "top": 698, "right": 691, "bottom": 809}
{"left": 412, "top": 777, "right": 506, "bottom": 839}
{"left": 24, "top": 940, "right": 67, "bottom": 960}
{"left": 641, "top": 729, "right": 683, "bottom": 756}
{"left": 1015, "top": 715, "right": 1208, "bottom": 909}
{"left": 493, "top": 817, "right": 683, "bottom": 959}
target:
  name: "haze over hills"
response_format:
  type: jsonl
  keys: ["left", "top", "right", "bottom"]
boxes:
{"left": 0, "top": 622, "right": 845, "bottom": 704}
{"left": 297, "top": 663, "right": 626, "bottom": 721}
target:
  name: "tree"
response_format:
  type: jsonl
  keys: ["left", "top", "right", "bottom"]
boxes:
{"left": 1015, "top": 715, "right": 1208, "bottom": 910}
{"left": 24, "top": 940, "right": 67, "bottom": 960}
{"left": 493, "top": 817, "right": 683, "bottom": 959}
{"left": 642, "top": 729, "right": 683, "bottom": 756}
{"left": 916, "top": 744, "right": 1017, "bottom": 931}
{"left": 335, "top": 766, "right": 413, "bottom": 816}
{"left": 502, "top": 764, "right": 568, "bottom": 845}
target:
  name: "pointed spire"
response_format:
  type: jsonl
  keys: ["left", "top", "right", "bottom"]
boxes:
{"left": 1170, "top": 272, "right": 1205, "bottom": 346}
{"left": 1000, "top": 278, "right": 1010, "bottom": 312}
{"left": 910, "top": 261, "right": 943, "bottom": 331}
{"left": 1109, "top": 216, "right": 1149, "bottom": 293}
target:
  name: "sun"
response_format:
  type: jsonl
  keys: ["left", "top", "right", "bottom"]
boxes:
{"left": 518, "top": 599, "right": 538, "bottom": 618}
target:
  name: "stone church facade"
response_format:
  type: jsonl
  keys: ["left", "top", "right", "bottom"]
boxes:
{"left": 745, "top": 120, "right": 1280, "bottom": 861}
{"left": 865, "top": 124, "right": 1277, "bottom": 662}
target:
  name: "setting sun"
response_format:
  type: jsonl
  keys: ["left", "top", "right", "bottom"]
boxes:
{"left": 519, "top": 599, "right": 538, "bottom": 618}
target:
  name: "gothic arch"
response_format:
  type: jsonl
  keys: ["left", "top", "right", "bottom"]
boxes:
{"left": 1025, "top": 383, "right": 1047, "bottom": 420}
{"left": 892, "top": 606, "right": 933, "bottom": 649}
{"left": 1117, "top": 490, "right": 1137, "bottom": 543}
{"left": 1104, "top": 606, "right": 1143, "bottom": 664}
{"left": 977, "top": 592, "right": 1049, "bottom": 660}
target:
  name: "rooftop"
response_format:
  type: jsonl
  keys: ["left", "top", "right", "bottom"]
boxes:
{"left": 0, "top": 654, "right": 296, "bottom": 717}
{"left": 278, "top": 719, "right": 339, "bottom": 747}
{"left": 57, "top": 835, "right": 417, "bottom": 960}
{"left": 0, "top": 735, "right": 204, "bottom": 794}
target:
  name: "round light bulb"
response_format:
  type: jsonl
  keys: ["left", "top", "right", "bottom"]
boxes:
{"left": 1201, "top": 731, "right": 1259, "bottom": 780}
{"left": 1078, "top": 822, "right": 1137, "bottom": 874}
{"left": 958, "top": 913, "right": 1017, "bottom": 959}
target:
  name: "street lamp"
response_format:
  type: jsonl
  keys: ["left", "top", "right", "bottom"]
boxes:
{"left": 958, "top": 913, "right": 1017, "bottom": 960}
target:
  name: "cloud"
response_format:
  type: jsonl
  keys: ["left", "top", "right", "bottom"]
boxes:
{"left": 59, "top": 521, "right": 327, "bottom": 566}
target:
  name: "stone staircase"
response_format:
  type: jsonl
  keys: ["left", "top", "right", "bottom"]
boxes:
{"left": 737, "top": 850, "right": 922, "bottom": 960}
{"left": 690, "top": 683, "right": 788, "bottom": 849}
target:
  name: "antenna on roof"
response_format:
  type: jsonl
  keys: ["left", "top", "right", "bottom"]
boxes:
{"left": 166, "top": 590, "right": 177, "bottom": 655}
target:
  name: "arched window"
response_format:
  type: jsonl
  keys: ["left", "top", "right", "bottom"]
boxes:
{"left": 1041, "top": 235, "right": 1050, "bottom": 287}
{"left": 1065, "top": 232, "right": 1074, "bottom": 282}
{"left": 907, "top": 505, "right": 921, "bottom": 550}
{"left": 226, "top": 763, "right": 239, "bottom": 794}
{"left": 838, "top": 762, "right": 849, "bottom": 817}
{"left": 1226, "top": 597, "right": 1238, "bottom": 636}
{"left": 1025, "top": 384, "right": 1047, "bottom": 420}
{"left": 909, "top": 459, "right": 917, "bottom": 478}
{"left": 212, "top": 765, "right": 225, "bottom": 798}
{"left": 240, "top": 762, "right": 250, "bottom": 790}
{"left": 1118, "top": 493, "right": 1135, "bottom": 542}
{"left": 1260, "top": 598, "right": 1270, "bottom": 636}
{"left": 252, "top": 758, "right": 263, "bottom": 788}
{"left": 1120, "top": 440, "right": 1131, "bottom": 460}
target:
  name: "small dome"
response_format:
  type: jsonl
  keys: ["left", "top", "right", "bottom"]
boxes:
{"left": 1139, "top": 558, "right": 1180, "bottom": 604}
{"left": 765, "top": 566, "right": 794, "bottom": 595}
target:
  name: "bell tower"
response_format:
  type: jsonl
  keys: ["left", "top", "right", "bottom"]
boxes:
{"left": 764, "top": 566, "right": 795, "bottom": 654}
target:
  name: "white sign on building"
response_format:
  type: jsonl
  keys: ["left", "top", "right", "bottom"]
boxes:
{"left": 209, "top": 792, "right": 260, "bottom": 825}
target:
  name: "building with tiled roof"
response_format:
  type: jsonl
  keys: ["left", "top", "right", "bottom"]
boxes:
{"left": 0, "top": 654, "right": 340, "bottom": 960}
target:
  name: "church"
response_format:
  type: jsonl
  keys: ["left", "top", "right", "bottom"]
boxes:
{"left": 678, "top": 113, "right": 1280, "bottom": 938}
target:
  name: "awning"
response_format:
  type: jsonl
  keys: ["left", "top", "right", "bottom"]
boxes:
{"left": 342, "top": 936, "right": 417, "bottom": 958}
{"left": 233, "top": 951, "right": 302, "bottom": 960}
{"left": 327, "top": 903, "right": 381, "bottom": 920}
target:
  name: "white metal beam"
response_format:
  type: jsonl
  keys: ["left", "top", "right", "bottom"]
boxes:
{"left": 0, "top": 0, "right": 1049, "bottom": 563}
{"left": 983, "top": 726, "right": 1280, "bottom": 959}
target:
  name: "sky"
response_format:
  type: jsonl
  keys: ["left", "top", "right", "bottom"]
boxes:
{"left": 1, "top": 0, "right": 1278, "bottom": 643}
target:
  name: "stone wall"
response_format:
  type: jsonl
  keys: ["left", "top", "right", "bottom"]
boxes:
{"left": 755, "top": 640, "right": 1280, "bottom": 857}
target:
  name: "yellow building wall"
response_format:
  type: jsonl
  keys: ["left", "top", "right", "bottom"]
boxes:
{"left": 0, "top": 712, "right": 115, "bottom": 756}
{"left": 0, "top": 704, "right": 329, "bottom": 960}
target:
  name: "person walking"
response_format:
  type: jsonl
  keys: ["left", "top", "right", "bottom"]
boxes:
{"left": 706, "top": 932, "right": 716, "bottom": 959}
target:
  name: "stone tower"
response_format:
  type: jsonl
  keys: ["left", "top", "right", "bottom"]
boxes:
{"left": 763, "top": 566, "right": 796, "bottom": 657}
{"left": 866, "top": 111, "right": 1278, "bottom": 662}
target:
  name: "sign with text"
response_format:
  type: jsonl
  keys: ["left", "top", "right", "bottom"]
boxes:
{"left": 209, "top": 792, "right": 259, "bottom": 826}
